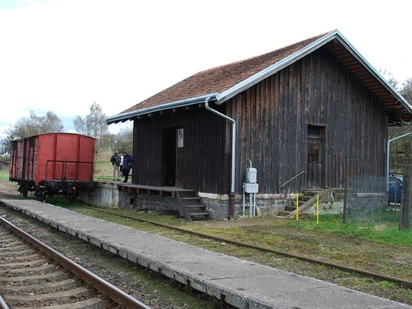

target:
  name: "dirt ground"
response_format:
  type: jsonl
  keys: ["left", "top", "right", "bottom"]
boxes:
{"left": 0, "top": 178, "right": 19, "bottom": 197}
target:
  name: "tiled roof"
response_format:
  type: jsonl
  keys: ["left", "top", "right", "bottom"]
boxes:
{"left": 107, "top": 30, "right": 412, "bottom": 124}
{"left": 120, "top": 33, "right": 325, "bottom": 114}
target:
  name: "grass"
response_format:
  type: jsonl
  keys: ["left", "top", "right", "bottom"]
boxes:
{"left": 54, "top": 198, "right": 411, "bottom": 248}
{"left": 0, "top": 169, "right": 9, "bottom": 181}
{"left": 94, "top": 151, "right": 117, "bottom": 181}
{"left": 283, "top": 215, "right": 412, "bottom": 246}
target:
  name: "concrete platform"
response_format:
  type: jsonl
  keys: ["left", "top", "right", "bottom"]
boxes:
{"left": 1, "top": 199, "right": 410, "bottom": 309}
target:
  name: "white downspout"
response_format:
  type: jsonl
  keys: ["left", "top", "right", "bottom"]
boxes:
{"left": 205, "top": 96, "right": 236, "bottom": 217}
{"left": 386, "top": 131, "right": 412, "bottom": 191}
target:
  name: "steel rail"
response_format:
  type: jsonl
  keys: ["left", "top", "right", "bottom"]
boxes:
{"left": 0, "top": 216, "right": 152, "bottom": 309}
{"left": 0, "top": 295, "right": 10, "bottom": 309}
{"left": 95, "top": 208, "right": 412, "bottom": 290}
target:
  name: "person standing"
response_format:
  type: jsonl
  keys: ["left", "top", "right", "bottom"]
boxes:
{"left": 119, "top": 154, "right": 124, "bottom": 173}
{"left": 122, "top": 152, "right": 133, "bottom": 183}
{"left": 110, "top": 150, "right": 121, "bottom": 181}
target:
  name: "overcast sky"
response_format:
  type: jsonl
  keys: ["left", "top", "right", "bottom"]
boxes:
{"left": 0, "top": 0, "right": 411, "bottom": 139}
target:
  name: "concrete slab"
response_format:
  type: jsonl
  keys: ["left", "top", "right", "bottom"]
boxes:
{"left": 1, "top": 199, "right": 411, "bottom": 309}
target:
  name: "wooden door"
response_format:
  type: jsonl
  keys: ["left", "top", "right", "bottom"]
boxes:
{"left": 162, "top": 127, "right": 184, "bottom": 187}
{"left": 307, "top": 126, "right": 325, "bottom": 189}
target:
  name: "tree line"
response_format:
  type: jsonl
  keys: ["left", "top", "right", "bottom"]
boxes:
{"left": 0, "top": 102, "right": 132, "bottom": 159}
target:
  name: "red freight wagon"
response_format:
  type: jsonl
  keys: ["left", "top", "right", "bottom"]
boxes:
{"left": 9, "top": 133, "right": 95, "bottom": 202}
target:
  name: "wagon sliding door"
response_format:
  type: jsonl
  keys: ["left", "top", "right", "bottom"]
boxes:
{"left": 307, "top": 125, "right": 325, "bottom": 189}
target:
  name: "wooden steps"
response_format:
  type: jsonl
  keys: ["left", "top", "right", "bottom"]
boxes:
{"left": 176, "top": 190, "right": 212, "bottom": 222}
{"left": 277, "top": 189, "right": 331, "bottom": 218}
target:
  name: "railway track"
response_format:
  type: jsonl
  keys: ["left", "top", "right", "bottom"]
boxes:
{"left": 91, "top": 208, "right": 412, "bottom": 290}
{"left": 0, "top": 216, "right": 152, "bottom": 309}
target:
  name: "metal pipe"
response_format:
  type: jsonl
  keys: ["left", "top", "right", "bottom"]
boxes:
{"left": 204, "top": 96, "right": 236, "bottom": 194}
{"left": 279, "top": 171, "right": 307, "bottom": 191}
{"left": 386, "top": 131, "right": 412, "bottom": 191}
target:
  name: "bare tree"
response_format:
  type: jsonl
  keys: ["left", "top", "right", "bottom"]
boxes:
{"left": 73, "top": 102, "right": 110, "bottom": 152}
{"left": 0, "top": 111, "right": 64, "bottom": 156}
{"left": 113, "top": 126, "right": 133, "bottom": 155}
{"left": 400, "top": 78, "right": 412, "bottom": 104}
{"left": 379, "top": 69, "right": 399, "bottom": 90}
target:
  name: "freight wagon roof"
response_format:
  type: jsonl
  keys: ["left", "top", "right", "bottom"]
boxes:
{"left": 11, "top": 132, "right": 96, "bottom": 143}
{"left": 106, "top": 29, "right": 412, "bottom": 125}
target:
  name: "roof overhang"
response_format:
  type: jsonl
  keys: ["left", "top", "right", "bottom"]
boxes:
{"left": 106, "top": 93, "right": 218, "bottom": 125}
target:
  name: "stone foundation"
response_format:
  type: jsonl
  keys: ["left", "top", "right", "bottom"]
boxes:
{"left": 79, "top": 182, "right": 344, "bottom": 220}
{"left": 125, "top": 194, "right": 182, "bottom": 217}
{"left": 79, "top": 182, "right": 119, "bottom": 208}
{"left": 200, "top": 193, "right": 293, "bottom": 220}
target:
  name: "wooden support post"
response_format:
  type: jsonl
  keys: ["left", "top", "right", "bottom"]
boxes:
{"left": 399, "top": 167, "right": 411, "bottom": 231}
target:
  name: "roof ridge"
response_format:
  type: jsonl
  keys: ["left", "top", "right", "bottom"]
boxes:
{"left": 195, "top": 32, "right": 328, "bottom": 76}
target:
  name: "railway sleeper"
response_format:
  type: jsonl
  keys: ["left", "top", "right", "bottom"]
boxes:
{"left": 4, "top": 286, "right": 99, "bottom": 305}
{"left": 0, "top": 278, "right": 79, "bottom": 293}
{"left": 0, "top": 270, "right": 70, "bottom": 283}
{"left": 12, "top": 297, "right": 113, "bottom": 309}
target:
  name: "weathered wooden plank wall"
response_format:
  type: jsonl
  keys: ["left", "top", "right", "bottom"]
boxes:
{"left": 132, "top": 107, "right": 230, "bottom": 194}
{"left": 131, "top": 45, "right": 388, "bottom": 196}
{"left": 226, "top": 46, "right": 388, "bottom": 194}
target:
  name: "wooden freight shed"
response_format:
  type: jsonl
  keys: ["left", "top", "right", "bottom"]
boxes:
{"left": 106, "top": 30, "right": 412, "bottom": 220}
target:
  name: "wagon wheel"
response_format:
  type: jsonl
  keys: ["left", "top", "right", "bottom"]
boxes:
{"left": 67, "top": 187, "right": 78, "bottom": 203}
{"left": 35, "top": 188, "right": 46, "bottom": 203}
{"left": 21, "top": 183, "right": 29, "bottom": 198}
{"left": 40, "top": 191, "right": 46, "bottom": 202}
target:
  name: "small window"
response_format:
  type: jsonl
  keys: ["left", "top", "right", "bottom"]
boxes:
{"left": 177, "top": 128, "right": 184, "bottom": 148}
{"left": 308, "top": 125, "right": 322, "bottom": 136}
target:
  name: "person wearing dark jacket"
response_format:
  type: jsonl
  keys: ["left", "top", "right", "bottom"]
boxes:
{"left": 122, "top": 152, "right": 133, "bottom": 183}
{"left": 110, "top": 150, "right": 121, "bottom": 181}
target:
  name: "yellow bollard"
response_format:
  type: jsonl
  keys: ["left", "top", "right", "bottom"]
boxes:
{"left": 316, "top": 194, "right": 319, "bottom": 224}
{"left": 296, "top": 193, "right": 299, "bottom": 221}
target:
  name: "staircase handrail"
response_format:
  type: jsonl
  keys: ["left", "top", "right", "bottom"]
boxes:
{"left": 279, "top": 171, "right": 307, "bottom": 191}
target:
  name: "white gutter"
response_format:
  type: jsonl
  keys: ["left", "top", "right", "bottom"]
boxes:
{"left": 105, "top": 93, "right": 219, "bottom": 124}
{"left": 386, "top": 131, "right": 412, "bottom": 190}
{"left": 204, "top": 95, "right": 236, "bottom": 194}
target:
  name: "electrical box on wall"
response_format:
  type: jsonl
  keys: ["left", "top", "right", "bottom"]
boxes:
{"left": 246, "top": 167, "right": 257, "bottom": 184}
{"left": 244, "top": 182, "right": 259, "bottom": 193}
